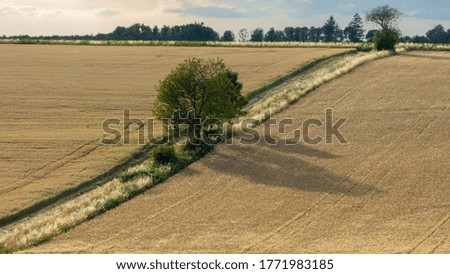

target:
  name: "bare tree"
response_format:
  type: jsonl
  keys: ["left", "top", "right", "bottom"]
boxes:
{"left": 238, "top": 28, "right": 249, "bottom": 42}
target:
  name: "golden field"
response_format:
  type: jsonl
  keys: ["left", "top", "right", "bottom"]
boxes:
{"left": 25, "top": 51, "right": 450, "bottom": 253}
{"left": 0, "top": 44, "right": 349, "bottom": 221}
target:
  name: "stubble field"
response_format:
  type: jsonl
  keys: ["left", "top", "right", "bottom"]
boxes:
{"left": 0, "top": 44, "right": 349, "bottom": 221}
{"left": 27, "top": 51, "right": 449, "bottom": 253}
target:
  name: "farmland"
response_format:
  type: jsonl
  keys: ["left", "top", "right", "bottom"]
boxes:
{"left": 0, "top": 44, "right": 350, "bottom": 221}
{"left": 26, "top": 51, "right": 450, "bottom": 254}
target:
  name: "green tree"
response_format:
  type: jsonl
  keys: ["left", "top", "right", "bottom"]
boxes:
{"left": 373, "top": 28, "right": 399, "bottom": 51}
{"left": 153, "top": 58, "right": 247, "bottom": 142}
{"left": 366, "top": 5, "right": 402, "bottom": 51}
{"left": 250, "top": 28, "right": 264, "bottom": 42}
{"left": 264, "top": 27, "right": 276, "bottom": 42}
{"left": 309, "top": 26, "right": 322, "bottom": 42}
{"left": 160, "top": 25, "right": 171, "bottom": 40}
{"left": 412, "top": 35, "right": 429, "bottom": 43}
{"left": 111, "top": 26, "right": 127, "bottom": 40}
{"left": 366, "top": 29, "right": 377, "bottom": 42}
{"left": 284, "top": 27, "right": 296, "bottom": 41}
{"left": 322, "top": 16, "right": 341, "bottom": 42}
{"left": 222, "top": 30, "right": 235, "bottom": 41}
{"left": 152, "top": 26, "right": 160, "bottom": 40}
{"left": 426, "top": 25, "right": 449, "bottom": 43}
{"left": 296, "top": 27, "right": 309, "bottom": 42}
{"left": 365, "top": 5, "right": 403, "bottom": 30}
{"left": 344, "top": 13, "right": 365, "bottom": 42}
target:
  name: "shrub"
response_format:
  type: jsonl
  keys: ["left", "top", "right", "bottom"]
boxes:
{"left": 182, "top": 141, "right": 214, "bottom": 161}
{"left": 373, "top": 29, "right": 399, "bottom": 51}
{"left": 150, "top": 145, "right": 178, "bottom": 166}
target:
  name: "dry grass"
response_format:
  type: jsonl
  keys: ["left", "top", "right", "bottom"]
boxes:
{"left": 0, "top": 39, "right": 369, "bottom": 49}
{"left": 0, "top": 45, "right": 349, "bottom": 222}
{"left": 398, "top": 43, "right": 450, "bottom": 51}
{"left": 0, "top": 175, "right": 152, "bottom": 252}
{"left": 25, "top": 51, "right": 450, "bottom": 254}
{"left": 0, "top": 48, "right": 387, "bottom": 253}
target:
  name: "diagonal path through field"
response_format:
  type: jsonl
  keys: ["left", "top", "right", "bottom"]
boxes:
{"left": 27, "top": 51, "right": 450, "bottom": 253}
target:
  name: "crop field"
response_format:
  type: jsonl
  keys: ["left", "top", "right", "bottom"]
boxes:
{"left": 0, "top": 44, "right": 350, "bottom": 221}
{"left": 26, "top": 51, "right": 450, "bottom": 253}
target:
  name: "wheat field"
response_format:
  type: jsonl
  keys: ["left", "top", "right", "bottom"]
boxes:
{"left": 26, "top": 51, "right": 450, "bottom": 254}
{"left": 0, "top": 44, "right": 350, "bottom": 221}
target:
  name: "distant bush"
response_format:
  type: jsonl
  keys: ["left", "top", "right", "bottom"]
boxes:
{"left": 374, "top": 29, "right": 399, "bottom": 51}
{"left": 150, "top": 145, "right": 178, "bottom": 166}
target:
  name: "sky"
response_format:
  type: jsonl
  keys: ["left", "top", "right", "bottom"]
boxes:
{"left": 0, "top": 0, "right": 449, "bottom": 37}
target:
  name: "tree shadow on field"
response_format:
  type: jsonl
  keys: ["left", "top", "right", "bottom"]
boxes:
{"left": 402, "top": 52, "right": 450, "bottom": 61}
{"left": 203, "top": 137, "right": 381, "bottom": 197}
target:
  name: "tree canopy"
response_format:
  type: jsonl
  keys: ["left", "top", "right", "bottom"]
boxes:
{"left": 222, "top": 30, "right": 235, "bottom": 41}
{"left": 426, "top": 25, "right": 449, "bottom": 44}
{"left": 250, "top": 28, "right": 264, "bottom": 42}
{"left": 345, "top": 13, "right": 365, "bottom": 42}
{"left": 366, "top": 5, "right": 403, "bottom": 30}
{"left": 153, "top": 58, "right": 247, "bottom": 142}
{"left": 322, "top": 16, "right": 341, "bottom": 42}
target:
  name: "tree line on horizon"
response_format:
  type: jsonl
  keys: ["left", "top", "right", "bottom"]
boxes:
{"left": 3, "top": 16, "right": 450, "bottom": 44}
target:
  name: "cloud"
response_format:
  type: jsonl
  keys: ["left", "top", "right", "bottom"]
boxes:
{"left": 167, "top": 2, "right": 245, "bottom": 18}
{"left": 0, "top": 4, "right": 38, "bottom": 16}
{"left": 94, "top": 8, "right": 121, "bottom": 17}
{"left": 338, "top": 3, "right": 355, "bottom": 11}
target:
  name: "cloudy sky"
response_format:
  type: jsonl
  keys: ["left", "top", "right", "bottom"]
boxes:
{"left": 1, "top": 0, "right": 449, "bottom": 37}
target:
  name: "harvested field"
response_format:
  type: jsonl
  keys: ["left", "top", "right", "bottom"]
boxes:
{"left": 27, "top": 51, "right": 450, "bottom": 254}
{"left": 0, "top": 45, "right": 349, "bottom": 221}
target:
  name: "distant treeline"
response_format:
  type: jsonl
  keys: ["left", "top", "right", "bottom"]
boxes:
{"left": 3, "top": 17, "right": 450, "bottom": 44}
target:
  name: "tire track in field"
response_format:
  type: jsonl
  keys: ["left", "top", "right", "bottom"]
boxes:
{"left": 430, "top": 232, "right": 450, "bottom": 254}
{"left": 276, "top": 108, "right": 444, "bottom": 251}
{"left": 0, "top": 140, "right": 100, "bottom": 194}
{"left": 408, "top": 213, "right": 450, "bottom": 253}
{"left": 91, "top": 171, "right": 242, "bottom": 250}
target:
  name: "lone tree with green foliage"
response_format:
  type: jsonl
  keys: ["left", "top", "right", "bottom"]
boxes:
{"left": 153, "top": 58, "right": 247, "bottom": 144}
{"left": 366, "top": 5, "right": 403, "bottom": 51}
